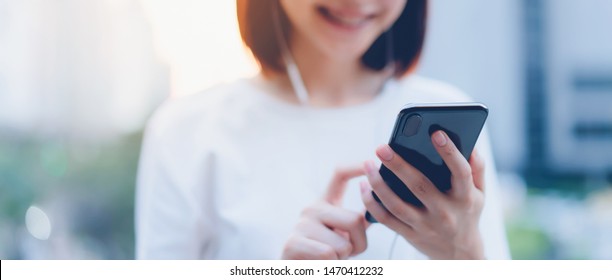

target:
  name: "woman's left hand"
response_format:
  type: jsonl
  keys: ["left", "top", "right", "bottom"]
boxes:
{"left": 360, "top": 130, "right": 486, "bottom": 259}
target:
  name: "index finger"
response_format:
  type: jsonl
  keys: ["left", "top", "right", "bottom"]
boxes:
{"left": 325, "top": 165, "right": 366, "bottom": 205}
{"left": 375, "top": 144, "right": 443, "bottom": 207}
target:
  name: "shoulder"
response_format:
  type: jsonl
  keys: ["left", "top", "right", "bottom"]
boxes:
{"left": 393, "top": 75, "right": 474, "bottom": 103}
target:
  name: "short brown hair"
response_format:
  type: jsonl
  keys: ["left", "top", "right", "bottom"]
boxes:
{"left": 237, "top": 0, "right": 427, "bottom": 77}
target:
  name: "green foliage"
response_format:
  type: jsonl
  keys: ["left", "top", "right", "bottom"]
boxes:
{"left": 0, "top": 131, "right": 143, "bottom": 259}
{"left": 506, "top": 224, "right": 553, "bottom": 259}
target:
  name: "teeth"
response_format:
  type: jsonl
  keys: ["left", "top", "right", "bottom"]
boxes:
{"left": 320, "top": 7, "right": 370, "bottom": 27}
{"left": 332, "top": 15, "right": 366, "bottom": 26}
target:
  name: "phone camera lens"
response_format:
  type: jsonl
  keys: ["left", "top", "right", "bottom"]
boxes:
{"left": 403, "top": 114, "right": 422, "bottom": 137}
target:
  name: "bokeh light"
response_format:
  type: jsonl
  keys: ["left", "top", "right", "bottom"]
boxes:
{"left": 25, "top": 206, "right": 52, "bottom": 241}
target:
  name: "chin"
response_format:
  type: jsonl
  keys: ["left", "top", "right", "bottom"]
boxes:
{"left": 318, "top": 39, "right": 376, "bottom": 61}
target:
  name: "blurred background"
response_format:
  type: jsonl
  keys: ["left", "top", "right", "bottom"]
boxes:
{"left": 1, "top": 0, "right": 610, "bottom": 259}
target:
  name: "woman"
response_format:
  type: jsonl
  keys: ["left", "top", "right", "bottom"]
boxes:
{"left": 136, "top": 0, "right": 510, "bottom": 259}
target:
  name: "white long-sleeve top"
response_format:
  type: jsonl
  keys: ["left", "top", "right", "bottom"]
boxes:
{"left": 135, "top": 75, "right": 511, "bottom": 259}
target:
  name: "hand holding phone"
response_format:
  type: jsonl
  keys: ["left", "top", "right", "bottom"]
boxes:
{"left": 360, "top": 103, "right": 488, "bottom": 259}
{"left": 366, "top": 103, "right": 488, "bottom": 222}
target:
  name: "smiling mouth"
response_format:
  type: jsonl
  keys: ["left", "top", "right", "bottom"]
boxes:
{"left": 316, "top": 6, "right": 376, "bottom": 28}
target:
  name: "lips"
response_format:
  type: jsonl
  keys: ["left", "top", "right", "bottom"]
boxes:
{"left": 316, "top": 6, "right": 376, "bottom": 29}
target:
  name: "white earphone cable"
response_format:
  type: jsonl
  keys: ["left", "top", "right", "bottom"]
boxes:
{"left": 388, "top": 233, "right": 400, "bottom": 259}
{"left": 273, "top": 2, "right": 309, "bottom": 106}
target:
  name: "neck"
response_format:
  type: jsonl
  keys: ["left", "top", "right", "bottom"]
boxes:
{"left": 269, "top": 35, "right": 394, "bottom": 107}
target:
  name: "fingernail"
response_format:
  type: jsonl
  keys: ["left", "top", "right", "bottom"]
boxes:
{"left": 433, "top": 131, "right": 447, "bottom": 147}
{"left": 376, "top": 145, "right": 394, "bottom": 161}
{"left": 364, "top": 161, "right": 376, "bottom": 175}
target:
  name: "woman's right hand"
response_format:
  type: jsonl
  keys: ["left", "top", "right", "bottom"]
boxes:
{"left": 281, "top": 166, "right": 369, "bottom": 260}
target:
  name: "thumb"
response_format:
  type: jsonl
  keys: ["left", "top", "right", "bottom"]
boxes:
{"left": 324, "top": 165, "right": 366, "bottom": 205}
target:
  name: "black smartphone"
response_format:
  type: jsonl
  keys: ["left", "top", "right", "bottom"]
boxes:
{"left": 366, "top": 103, "right": 488, "bottom": 223}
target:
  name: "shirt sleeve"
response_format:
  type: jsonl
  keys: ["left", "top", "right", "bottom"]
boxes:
{"left": 476, "top": 127, "right": 512, "bottom": 259}
{"left": 135, "top": 102, "right": 216, "bottom": 259}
